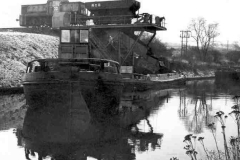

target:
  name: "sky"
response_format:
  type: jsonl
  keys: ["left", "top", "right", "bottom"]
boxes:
{"left": 0, "top": 0, "right": 239, "bottom": 45}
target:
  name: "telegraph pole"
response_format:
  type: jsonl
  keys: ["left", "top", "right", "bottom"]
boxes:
{"left": 227, "top": 40, "right": 229, "bottom": 52}
{"left": 180, "top": 30, "right": 191, "bottom": 56}
{"left": 180, "top": 31, "right": 184, "bottom": 56}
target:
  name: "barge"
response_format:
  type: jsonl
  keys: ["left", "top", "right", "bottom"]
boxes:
{"left": 22, "top": 28, "right": 123, "bottom": 115}
{"left": 122, "top": 72, "right": 185, "bottom": 91}
{"left": 20, "top": 3, "right": 186, "bottom": 156}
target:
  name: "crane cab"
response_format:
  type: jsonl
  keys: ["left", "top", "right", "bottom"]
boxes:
{"left": 59, "top": 28, "right": 89, "bottom": 59}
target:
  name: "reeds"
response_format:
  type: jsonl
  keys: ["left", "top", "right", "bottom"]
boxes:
{"left": 183, "top": 134, "right": 198, "bottom": 160}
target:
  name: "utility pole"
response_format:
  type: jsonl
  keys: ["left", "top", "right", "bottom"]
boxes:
{"left": 180, "top": 30, "right": 191, "bottom": 56}
{"left": 180, "top": 31, "right": 184, "bottom": 57}
{"left": 227, "top": 40, "right": 229, "bottom": 52}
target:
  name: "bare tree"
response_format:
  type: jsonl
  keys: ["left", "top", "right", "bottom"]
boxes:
{"left": 188, "top": 17, "right": 219, "bottom": 61}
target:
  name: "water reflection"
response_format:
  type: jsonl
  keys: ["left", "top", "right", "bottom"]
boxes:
{"left": 119, "top": 89, "right": 170, "bottom": 128}
{"left": 179, "top": 81, "right": 217, "bottom": 134}
{"left": 215, "top": 79, "right": 240, "bottom": 96}
{"left": 0, "top": 94, "right": 26, "bottom": 130}
{"left": 15, "top": 89, "right": 170, "bottom": 160}
{"left": 3, "top": 80, "right": 240, "bottom": 160}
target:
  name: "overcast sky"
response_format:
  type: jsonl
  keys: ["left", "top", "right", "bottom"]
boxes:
{"left": 0, "top": 0, "right": 239, "bottom": 44}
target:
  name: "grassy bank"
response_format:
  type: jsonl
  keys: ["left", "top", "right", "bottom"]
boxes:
{"left": 0, "top": 32, "right": 58, "bottom": 87}
{"left": 170, "top": 59, "right": 217, "bottom": 78}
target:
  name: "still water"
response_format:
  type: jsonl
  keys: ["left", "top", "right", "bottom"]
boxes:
{"left": 0, "top": 79, "right": 239, "bottom": 160}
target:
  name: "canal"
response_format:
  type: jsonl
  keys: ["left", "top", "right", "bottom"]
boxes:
{"left": 0, "top": 79, "right": 239, "bottom": 160}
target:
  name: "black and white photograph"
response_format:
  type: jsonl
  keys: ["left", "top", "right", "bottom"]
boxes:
{"left": 0, "top": 0, "right": 240, "bottom": 160}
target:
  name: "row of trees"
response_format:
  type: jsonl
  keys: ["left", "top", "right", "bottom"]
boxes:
{"left": 139, "top": 17, "right": 222, "bottom": 63}
{"left": 175, "top": 17, "right": 240, "bottom": 65}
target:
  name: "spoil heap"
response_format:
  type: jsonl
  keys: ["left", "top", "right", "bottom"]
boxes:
{"left": 0, "top": 32, "right": 59, "bottom": 87}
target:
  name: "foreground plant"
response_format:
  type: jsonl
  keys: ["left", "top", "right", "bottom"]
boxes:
{"left": 228, "top": 102, "right": 240, "bottom": 160}
{"left": 229, "top": 136, "right": 239, "bottom": 160}
{"left": 229, "top": 105, "right": 240, "bottom": 137}
{"left": 207, "top": 150, "right": 225, "bottom": 160}
{"left": 208, "top": 123, "right": 221, "bottom": 160}
{"left": 198, "top": 137, "right": 210, "bottom": 160}
{"left": 214, "top": 111, "right": 230, "bottom": 160}
{"left": 183, "top": 134, "right": 198, "bottom": 160}
{"left": 179, "top": 95, "right": 240, "bottom": 160}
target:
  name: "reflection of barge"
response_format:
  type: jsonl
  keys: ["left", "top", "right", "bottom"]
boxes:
{"left": 19, "top": 89, "right": 164, "bottom": 160}
{"left": 119, "top": 89, "right": 171, "bottom": 127}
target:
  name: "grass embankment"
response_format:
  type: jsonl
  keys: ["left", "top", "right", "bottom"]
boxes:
{"left": 0, "top": 32, "right": 58, "bottom": 87}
